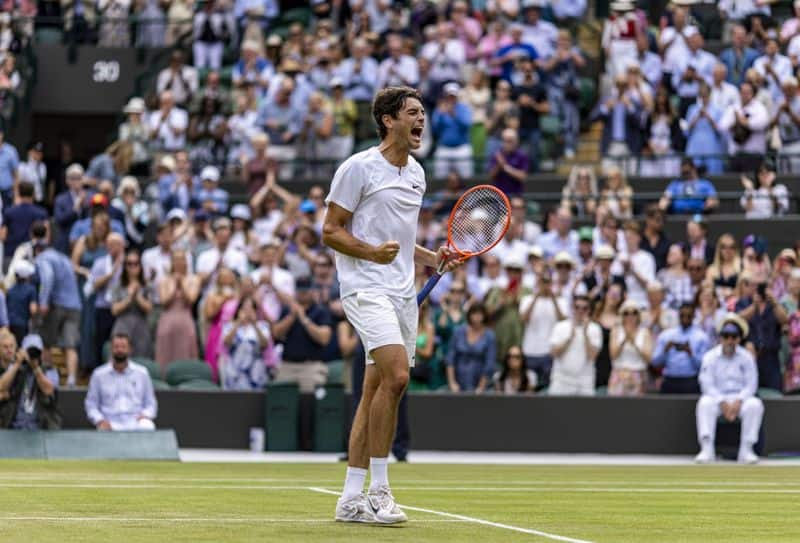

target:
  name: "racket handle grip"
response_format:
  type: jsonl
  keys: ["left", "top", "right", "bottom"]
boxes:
{"left": 417, "top": 272, "right": 443, "bottom": 306}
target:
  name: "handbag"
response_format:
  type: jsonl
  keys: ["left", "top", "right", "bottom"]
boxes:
{"left": 732, "top": 120, "right": 751, "bottom": 145}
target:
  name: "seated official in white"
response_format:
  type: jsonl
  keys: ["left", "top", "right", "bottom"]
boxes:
{"left": 695, "top": 314, "right": 763, "bottom": 464}
{"left": 85, "top": 333, "right": 158, "bottom": 431}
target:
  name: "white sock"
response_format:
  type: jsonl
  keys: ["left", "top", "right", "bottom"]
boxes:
{"left": 66, "top": 374, "right": 76, "bottom": 387}
{"left": 368, "top": 457, "right": 389, "bottom": 492}
{"left": 341, "top": 467, "right": 367, "bottom": 501}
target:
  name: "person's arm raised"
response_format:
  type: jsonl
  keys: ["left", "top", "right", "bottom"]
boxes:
{"left": 322, "top": 202, "right": 398, "bottom": 264}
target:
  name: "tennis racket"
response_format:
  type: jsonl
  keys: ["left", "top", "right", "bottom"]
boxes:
{"left": 416, "top": 185, "right": 512, "bottom": 306}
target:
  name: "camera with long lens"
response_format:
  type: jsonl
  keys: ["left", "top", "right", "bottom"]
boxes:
{"left": 25, "top": 347, "right": 42, "bottom": 363}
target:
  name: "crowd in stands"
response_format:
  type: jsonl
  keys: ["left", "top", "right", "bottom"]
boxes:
{"left": 0, "top": 0, "right": 799, "bottom": 414}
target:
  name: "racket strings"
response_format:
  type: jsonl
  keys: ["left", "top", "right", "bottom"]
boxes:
{"left": 448, "top": 189, "right": 511, "bottom": 255}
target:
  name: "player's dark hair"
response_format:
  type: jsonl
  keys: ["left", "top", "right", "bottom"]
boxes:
{"left": 372, "top": 87, "right": 423, "bottom": 140}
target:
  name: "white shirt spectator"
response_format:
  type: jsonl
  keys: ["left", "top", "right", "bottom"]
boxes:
{"left": 614, "top": 250, "right": 656, "bottom": 308}
{"left": 420, "top": 39, "right": 466, "bottom": 84}
{"left": 226, "top": 108, "right": 259, "bottom": 163}
{"left": 639, "top": 50, "right": 663, "bottom": 90}
{"left": 672, "top": 49, "right": 717, "bottom": 98}
{"left": 250, "top": 264, "right": 295, "bottom": 321}
{"left": 156, "top": 65, "right": 199, "bottom": 106}
{"left": 377, "top": 55, "right": 420, "bottom": 90}
{"left": 17, "top": 159, "right": 46, "bottom": 203}
{"left": 610, "top": 326, "right": 650, "bottom": 371}
{"left": 787, "top": 34, "right": 800, "bottom": 66}
{"left": 753, "top": 53, "right": 793, "bottom": 103}
{"left": 660, "top": 25, "right": 698, "bottom": 75}
{"left": 720, "top": 98, "right": 770, "bottom": 155}
{"left": 148, "top": 106, "right": 189, "bottom": 151}
{"left": 521, "top": 19, "right": 558, "bottom": 59}
{"left": 549, "top": 319, "right": 602, "bottom": 394}
{"left": 710, "top": 80, "right": 740, "bottom": 112}
{"left": 740, "top": 184, "right": 790, "bottom": 219}
{"left": 84, "top": 362, "right": 157, "bottom": 431}
{"left": 477, "top": 272, "right": 508, "bottom": 300}
{"left": 196, "top": 245, "right": 249, "bottom": 282}
{"left": 718, "top": 0, "right": 769, "bottom": 21}
{"left": 550, "top": 0, "right": 586, "bottom": 19}
{"left": 520, "top": 293, "right": 567, "bottom": 358}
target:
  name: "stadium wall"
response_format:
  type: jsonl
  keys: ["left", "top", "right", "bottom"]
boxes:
{"left": 56, "top": 390, "right": 800, "bottom": 455}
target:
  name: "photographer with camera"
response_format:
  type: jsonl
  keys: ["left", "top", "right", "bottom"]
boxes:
{"left": 0, "top": 332, "right": 62, "bottom": 430}
{"left": 736, "top": 281, "right": 788, "bottom": 392}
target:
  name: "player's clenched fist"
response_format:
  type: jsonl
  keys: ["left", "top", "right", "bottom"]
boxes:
{"left": 372, "top": 241, "right": 400, "bottom": 264}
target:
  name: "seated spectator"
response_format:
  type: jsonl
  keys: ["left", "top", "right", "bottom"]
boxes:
{"left": 110, "top": 249, "right": 154, "bottom": 360}
{"left": 6, "top": 260, "right": 36, "bottom": 345}
{"left": 548, "top": 294, "right": 601, "bottom": 396}
{"left": 484, "top": 79, "right": 519, "bottom": 162}
{"left": 0, "top": 333, "right": 60, "bottom": 429}
{"left": 686, "top": 216, "right": 715, "bottom": 265}
{"left": 85, "top": 333, "right": 157, "bottom": 431}
{"left": 642, "top": 280, "right": 679, "bottom": 339}
{"left": 652, "top": 302, "right": 710, "bottom": 394}
{"left": 658, "top": 243, "right": 694, "bottom": 309}
{"left": 641, "top": 205, "right": 670, "bottom": 271}
{"left": 695, "top": 314, "right": 763, "bottom": 464}
{"left": 257, "top": 77, "right": 301, "bottom": 181}
{"left": 720, "top": 82, "right": 769, "bottom": 173}
{"left": 695, "top": 282, "right": 727, "bottom": 344}
{"left": 592, "top": 74, "right": 645, "bottom": 172}
{"left": 193, "top": 165, "right": 229, "bottom": 217}
{"left": 774, "top": 77, "right": 800, "bottom": 174}
{"left": 488, "top": 128, "right": 528, "bottom": 197}
{"left": 608, "top": 300, "right": 653, "bottom": 396}
{"left": 539, "top": 207, "right": 578, "bottom": 260}
{"left": 432, "top": 82, "right": 473, "bottom": 180}
{"left": 512, "top": 57, "right": 549, "bottom": 173}
{"left": 1, "top": 181, "right": 47, "bottom": 259}
{"left": 658, "top": 158, "right": 719, "bottom": 215}
{"left": 739, "top": 160, "right": 790, "bottom": 219}
{"left": 560, "top": 166, "right": 598, "bottom": 219}
{"left": 232, "top": 40, "right": 274, "bottom": 94}
{"left": 520, "top": 268, "right": 567, "bottom": 389}
{"left": 17, "top": 141, "right": 46, "bottom": 205}
{"left": 271, "top": 277, "right": 332, "bottom": 393}
{"left": 598, "top": 166, "right": 632, "bottom": 220}
{"left": 187, "top": 96, "right": 227, "bottom": 170}
{"left": 719, "top": 24, "right": 758, "bottom": 87}
{"left": 494, "top": 345, "right": 536, "bottom": 394}
{"left": 85, "top": 140, "right": 133, "bottom": 190}
{"left": 192, "top": 0, "right": 236, "bottom": 71}
{"left": 220, "top": 294, "right": 274, "bottom": 390}
{"left": 737, "top": 280, "right": 788, "bottom": 391}
{"left": 156, "top": 50, "right": 198, "bottom": 107}
{"left": 685, "top": 82, "right": 725, "bottom": 176}
{"left": 155, "top": 249, "right": 200, "bottom": 373}
{"left": 148, "top": 91, "right": 189, "bottom": 153}
{"left": 445, "top": 303, "right": 495, "bottom": 393}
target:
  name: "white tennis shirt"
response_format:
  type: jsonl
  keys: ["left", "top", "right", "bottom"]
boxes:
{"left": 325, "top": 147, "right": 426, "bottom": 299}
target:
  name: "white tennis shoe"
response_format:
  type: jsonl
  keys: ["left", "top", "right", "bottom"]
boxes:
{"left": 738, "top": 446, "right": 759, "bottom": 465}
{"left": 367, "top": 485, "right": 408, "bottom": 524}
{"left": 335, "top": 493, "right": 377, "bottom": 523}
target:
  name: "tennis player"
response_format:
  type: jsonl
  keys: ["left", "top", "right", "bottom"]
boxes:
{"left": 323, "top": 87, "right": 460, "bottom": 524}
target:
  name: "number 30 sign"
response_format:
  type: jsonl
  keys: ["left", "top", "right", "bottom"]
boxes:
{"left": 93, "top": 61, "right": 120, "bottom": 83}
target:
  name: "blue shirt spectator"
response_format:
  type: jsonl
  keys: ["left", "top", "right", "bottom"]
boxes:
{"left": 539, "top": 208, "right": 579, "bottom": 259}
{"left": 446, "top": 318, "right": 496, "bottom": 392}
{"left": 192, "top": 165, "right": 229, "bottom": 215}
{"left": 652, "top": 319, "right": 710, "bottom": 378}
{"left": 432, "top": 102, "right": 472, "bottom": 148}
{"left": 257, "top": 85, "right": 303, "bottom": 144}
{"left": 659, "top": 159, "right": 718, "bottom": 215}
{"left": 2, "top": 193, "right": 48, "bottom": 257}
{"left": 0, "top": 135, "right": 19, "bottom": 195}
{"left": 0, "top": 290, "right": 8, "bottom": 328}
{"left": 336, "top": 39, "right": 379, "bottom": 102}
{"left": 69, "top": 216, "right": 126, "bottom": 245}
{"left": 7, "top": 280, "right": 36, "bottom": 331}
{"left": 34, "top": 245, "right": 82, "bottom": 311}
{"left": 494, "top": 41, "right": 538, "bottom": 83}
{"left": 719, "top": 26, "right": 759, "bottom": 87}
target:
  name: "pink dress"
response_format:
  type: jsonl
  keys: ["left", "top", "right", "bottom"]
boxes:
{"left": 204, "top": 298, "right": 238, "bottom": 381}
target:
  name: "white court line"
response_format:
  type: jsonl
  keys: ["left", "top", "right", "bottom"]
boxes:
{"left": 307, "top": 487, "right": 594, "bottom": 543}
{"left": 0, "top": 516, "right": 466, "bottom": 524}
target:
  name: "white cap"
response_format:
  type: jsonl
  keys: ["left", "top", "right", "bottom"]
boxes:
{"left": 470, "top": 208, "right": 490, "bottom": 221}
{"left": 528, "top": 245, "right": 543, "bottom": 258}
{"left": 166, "top": 208, "right": 187, "bottom": 222}
{"left": 502, "top": 252, "right": 526, "bottom": 270}
{"left": 330, "top": 76, "right": 344, "bottom": 88}
{"left": 553, "top": 251, "right": 575, "bottom": 266}
{"left": 123, "top": 97, "right": 146, "bottom": 114}
{"left": 595, "top": 245, "right": 616, "bottom": 260}
{"left": 782, "top": 76, "right": 799, "bottom": 88}
{"left": 230, "top": 203, "right": 252, "bottom": 221}
{"left": 200, "top": 165, "right": 220, "bottom": 182}
{"left": 14, "top": 260, "right": 35, "bottom": 279}
{"left": 443, "top": 82, "right": 461, "bottom": 96}
{"left": 21, "top": 334, "right": 44, "bottom": 352}
{"left": 159, "top": 155, "right": 176, "bottom": 171}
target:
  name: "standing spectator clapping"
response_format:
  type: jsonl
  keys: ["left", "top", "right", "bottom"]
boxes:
{"left": 608, "top": 300, "right": 653, "bottom": 396}
{"left": 445, "top": 304, "right": 495, "bottom": 393}
{"left": 192, "top": 0, "right": 236, "bottom": 70}
{"left": 739, "top": 160, "right": 789, "bottom": 219}
{"left": 432, "top": 82, "right": 473, "bottom": 179}
{"left": 220, "top": 294, "right": 274, "bottom": 390}
{"left": 155, "top": 249, "right": 200, "bottom": 373}
{"left": 548, "top": 295, "right": 602, "bottom": 396}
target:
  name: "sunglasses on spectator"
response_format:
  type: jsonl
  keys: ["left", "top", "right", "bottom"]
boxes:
{"left": 507, "top": 353, "right": 523, "bottom": 359}
{"left": 450, "top": 288, "right": 465, "bottom": 293}
{"left": 720, "top": 332, "right": 740, "bottom": 340}
{"left": 574, "top": 304, "right": 590, "bottom": 311}
{"left": 125, "top": 259, "right": 140, "bottom": 265}
{"left": 622, "top": 310, "right": 639, "bottom": 316}
{"left": 688, "top": 266, "right": 704, "bottom": 271}
{"left": 721, "top": 244, "right": 736, "bottom": 250}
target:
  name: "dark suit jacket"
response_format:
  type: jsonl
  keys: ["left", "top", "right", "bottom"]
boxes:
{"left": 53, "top": 191, "right": 80, "bottom": 254}
{"left": 590, "top": 98, "right": 646, "bottom": 156}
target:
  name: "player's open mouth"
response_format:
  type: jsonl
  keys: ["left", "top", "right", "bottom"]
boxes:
{"left": 411, "top": 126, "right": 423, "bottom": 141}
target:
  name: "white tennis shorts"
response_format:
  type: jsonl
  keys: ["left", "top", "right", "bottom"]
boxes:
{"left": 341, "top": 292, "right": 418, "bottom": 367}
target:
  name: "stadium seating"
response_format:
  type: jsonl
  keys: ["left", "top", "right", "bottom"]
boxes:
{"left": 165, "top": 360, "right": 214, "bottom": 387}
